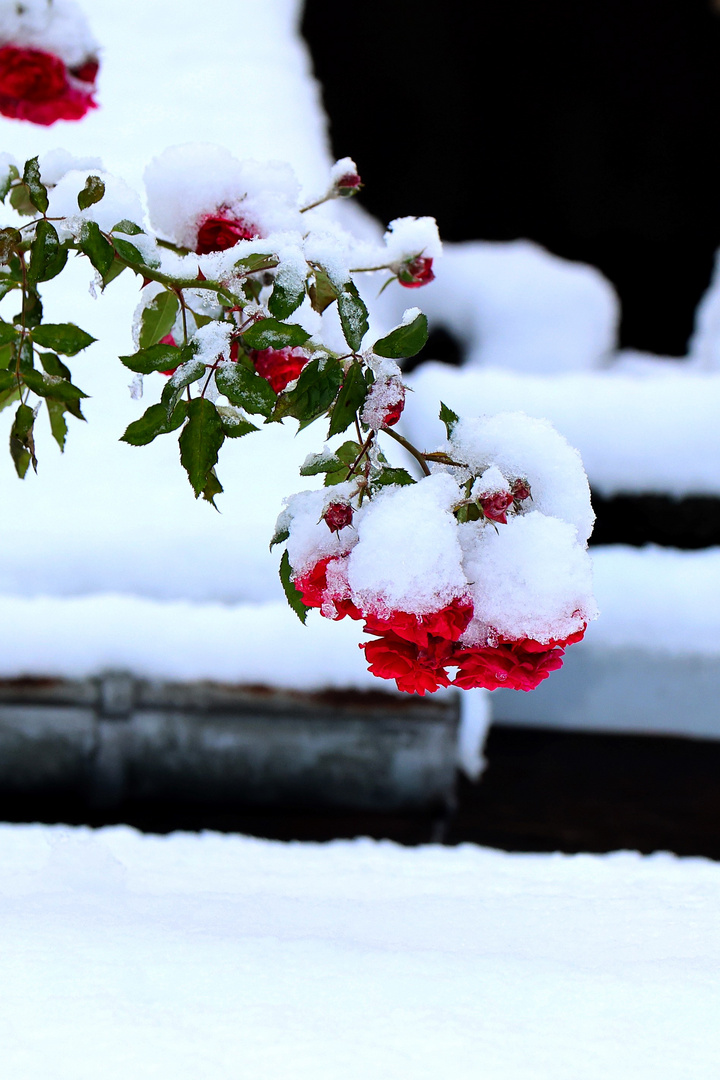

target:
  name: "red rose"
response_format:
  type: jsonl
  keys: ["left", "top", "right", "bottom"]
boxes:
{"left": 252, "top": 348, "right": 308, "bottom": 394}
{"left": 323, "top": 502, "right": 354, "bottom": 533}
{"left": 0, "top": 46, "right": 96, "bottom": 125}
{"left": 363, "top": 596, "right": 473, "bottom": 649}
{"left": 195, "top": 214, "right": 259, "bottom": 255}
{"left": 361, "top": 631, "right": 452, "bottom": 695}
{"left": 479, "top": 490, "right": 514, "bottom": 525}
{"left": 69, "top": 59, "right": 99, "bottom": 85}
{"left": 293, "top": 556, "right": 362, "bottom": 621}
{"left": 452, "top": 626, "right": 586, "bottom": 692}
{"left": 511, "top": 478, "right": 532, "bottom": 503}
{"left": 398, "top": 255, "right": 435, "bottom": 289}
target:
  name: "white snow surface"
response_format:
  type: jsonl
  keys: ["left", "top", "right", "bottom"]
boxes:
{"left": 0, "top": 0, "right": 98, "bottom": 67}
{"left": 2, "top": 823, "right": 720, "bottom": 1080}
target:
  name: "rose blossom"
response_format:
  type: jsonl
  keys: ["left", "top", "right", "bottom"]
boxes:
{"left": 0, "top": 45, "right": 97, "bottom": 125}
{"left": 397, "top": 255, "right": 435, "bottom": 289}
{"left": 194, "top": 212, "right": 259, "bottom": 255}
{"left": 252, "top": 348, "right": 308, "bottom": 394}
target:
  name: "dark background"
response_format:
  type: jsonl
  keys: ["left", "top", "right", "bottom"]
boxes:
{"left": 302, "top": 0, "right": 720, "bottom": 356}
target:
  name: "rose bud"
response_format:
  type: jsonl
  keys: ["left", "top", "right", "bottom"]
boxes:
{"left": 323, "top": 502, "right": 354, "bottom": 533}
{"left": 479, "top": 491, "right": 514, "bottom": 525}
{"left": 397, "top": 255, "right": 435, "bottom": 289}
{"left": 335, "top": 171, "right": 362, "bottom": 196}
{"left": 511, "top": 478, "right": 532, "bottom": 502}
{"left": 195, "top": 212, "right": 259, "bottom": 255}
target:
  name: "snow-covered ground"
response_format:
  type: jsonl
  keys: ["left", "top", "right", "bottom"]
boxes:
{"left": 3, "top": 823, "right": 720, "bottom": 1080}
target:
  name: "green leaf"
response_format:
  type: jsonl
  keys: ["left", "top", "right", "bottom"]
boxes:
{"left": 39, "top": 352, "right": 71, "bottom": 380}
{"left": 119, "top": 343, "right": 181, "bottom": 374}
{"left": 268, "top": 273, "right": 305, "bottom": 320}
{"left": 0, "top": 369, "right": 16, "bottom": 393}
{"left": 120, "top": 400, "right": 187, "bottom": 446}
{"left": 9, "top": 183, "right": 35, "bottom": 216}
{"left": 200, "top": 468, "right": 224, "bottom": 507}
{"left": 22, "top": 157, "right": 48, "bottom": 215}
{"left": 9, "top": 402, "right": 37, "bottom": 477}
{"left": 373, "top": 312, "right": 428, "bottom": 359}
{"left": 279, "top": 549, "right": 310, "bottom": 624}
{"left": 27, "top": 220, "right": 68, "bottom": 283}
{"left": 21, "top": 369, "right": 87, "bottom": 402}
{"left": 215, "top": 361, "right": 276, "bottom": 417}
{"left": 101, "top": 258, "right": 127, "bottom": 289}
{"left": 327, "top": 361, "right": 367, "bottom": 438}
{"left": 234, "top": 251, "right": 277, "bottom": 273}
{"left": 111, "top": 234, "right": 159, "bottom": 270}
{"left": 32, "top": 323, "right": 96, "bottom": 356}
{"left": 179, "top": 397, "right": 225, "bottom": 499}
{"left": 370, "top": 467, "right": 415, "bottom": 491}
{"left": 138, "top": 290, "right": 179, "bottom": 350}
{"left": 79, "top": 220, "right": 115, "bottom": 277}
{"left": 274, "top": 357, "right": 343, "bottom": 426}
{"left": 21, "top": 289, "right": 43, "bottom": 328}
{"left": 0, "top": 227, "right": 21, "bottom": 262}
{"left": 308, "top": 269, "right": 338, "bottom": 315}
{"left": 269, "top": 523, "right": 289, "bottom": 551}
{"left": 0, "top": 321, "right": 18, "bottom": 346}
{"left": 160, "top": 356, "right": 206, "bottom": 417}
{"left": 112, "top": 219, "right": 144, "bottom": 236}
{"left": 46, "top": 399, "right": 69, "bottom": 451}
{"left": 323, "top": 440, "right": 362, "bottom": 486}
{"left": 337, "top": 282, "right": 369, "bottom": 351}
{"left": 0, "top": 384, "right": 21, "bottom": 414}
{"left": 242, "top": 318, "right": 310, "bottom": 351}
{"left": 439, "top": 401, "right": 460, "bottom": 439}
{"left": 216, "top": 405, "right": 258, "bottom": 438}
{"left": 0, "top": 275, "right": 18, "bottom": 300}
{"left": 77, "top": 175, "right": 105, "bottom": 211}
{"left": 0, "top": 342, "right": 12, "bottom": 370}
{"left": 299, "top": 449, "right": 344, "bottom": 477}
{"left": 0, "top": 163, "right": 18, "bottom": 203}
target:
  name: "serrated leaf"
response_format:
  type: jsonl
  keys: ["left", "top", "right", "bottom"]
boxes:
{"left": 77, "top": 175, "right": 105, "bottom": 211}
{"left": 22, "top": 157, "right": 48, "bottom": 215}
{"left": 323, "top": 440, "right": 362, "bottom": 485}
{"left": 39, "top": 352, "right": 71, "bottom": 380}
{"left": 79, "top": 220, "right": 115, "bottom": 277}
{"left": 439, "top": 401, "right": 459, "bottom": 439}
{"left": 111, "top": 235, "right": 158, "bottom": 270}
{"left": 179, "top": 397, "right": 225, "bottom": 498}
{"left": 327, "top": 362, "right": 367, "bottom": 438}
{"left": 120, "top": 400, "right": 187, "bottom": 446}
{"left": 274, "top": 357, "right": 343, "bottom": 426}
{"left": 216, "top": 405, "right": 258, "bottom": 438}
{"left": 201, "top": 468, "right": 223, "bottom": 507}
{"left": 234, "top": 251, "right": 277, "bottom": 273}
{"left": 32, "top": 323, "right": 96, "bottom": 356}
{"left": 269, "top": 525, "right": 289, "bottom": 551}
{"left": 373, "top": 312, "right": 428, "bottom": 359}
{"left": 308, "top": 269, "right": 338, "bottom": 315}
{"left": 119, "top": 343, "right": 181, "bottom": 374}
{"left": 27, "top": 220, "right": 68, "bottom": 283}
{"left": 371, "top": 467, "right": 415, "bottom": 490}
{"left": 21, "top": 369, "right": 87, "bottom": 402}
{"left": 268, "top": 274, "right": 305, "bottom": 320}
{"left": 9, "top": 402, "right": 37, "bottom": 477}
{"left": 138, "top": 290, "right": 179, "bottom": 350}
{"left": 215, "top": 361, "right": 276, "bottom": 417}
{"left": 46, "top": 399, "right": 69, "bottom": 451}
{"left": 279, "top": 549, "right": 309, "bottom": 624}
{"left": 101, "top": 258, "right": 127, "bottom": 289}
{"left": 0, "top": 321, "right": 18, "bottom": 346}
{"left": 242, "top": 318, "right": 310, "bottom": 351}
{"left": 112, "top": 219, "right": 144, "bottom": 236}
{"left": 160, "top": 356, "right": 206, "bottom": 417}
{"left": 337, "top": 281, "right": 369, "bottom": 351}
{"left": 299, "top": 450, "right": 343, "bottom": 476}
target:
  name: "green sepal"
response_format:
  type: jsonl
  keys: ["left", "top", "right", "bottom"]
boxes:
{"left": 9, "top": 402, "right": 37, "bottom": 477}
{"left": 120, "top": 399, "right": 188, "bottom": 446}
{"left": 179, "top": 397, "right": 225, "bottom": 499}
{"left": 273, "top": 357, "right": 343, "bottom": 426}
{"left": 279, "top": 549, "right": 310, "bottom": 624}
{"left": 242, "top": 318, "right": 310, "bottom": 351}
{"left": 119, "top": 343, "right": 181, "bottom": 374}
{"left": 323, "top": 440, "right": 362, "bottom": 486}
{"left": 32, "top": 323, "right": 96, "bottom": 356}
{"left": 22, "top": 158, "right": 48, "bottom": 215}
{"left": 327, "top": 361, "right": 367, "bottom": 438}
{"left": 337, "top": 281, "right": 369, "bottom": 351}
{"left": 308, "top": 269, "right": 338, "bottom": 315}
{"left": 138, "top": 290, "right": 179, "bottom": 350}
{"left": 77, "top": 175, "right": 106, "bottom": 211}
{"left": 373, "top": 312, "right": 428, "bottom": 359}
{"left": 215, "top": 361, "right": 276, "bottom": 417}
{"left": 27, "top": 220, "right": 68, "bottom": 283}
{"left": 268, "top": 274, "right": 305, "bottom": 320}
{"left": 439, "top": 401, "right": 460, "bottom": 439}
{"left": 79, "top": 220, "right": 115, "bottom": 277}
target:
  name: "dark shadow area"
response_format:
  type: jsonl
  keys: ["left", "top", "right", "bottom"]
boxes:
{"left": 5, "top": 724, "right": 720, "bottom": 857}
{"left": 302, "top": 0, "right": 720, "bottom": 355}
{"left": 401, "top": 326, "right": 464, "bottom": 374}
{"left": 589, "top": 492, "right": 720, "bottom": 548}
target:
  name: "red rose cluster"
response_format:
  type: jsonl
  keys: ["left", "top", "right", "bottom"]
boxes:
{"left": 294, "top": 552, "right": 584, "bottom": 695}
{"left": 0, "top": 45, "right": 97, "bottom": 125}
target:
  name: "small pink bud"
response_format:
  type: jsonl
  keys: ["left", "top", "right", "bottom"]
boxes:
{"left": 335, "top": 172, "right": 362, "bottom": 196}
{"left": 511, "top": 478, "right": 532, "bottom": 502}
{"left": 323, "top": 502, "right": 354, "bottom": 533}
{"left": 479, "top": 491, "right": 514, "bottom": 525}
{"left": 398, "top": 255, "right": 435, "bottom": 289}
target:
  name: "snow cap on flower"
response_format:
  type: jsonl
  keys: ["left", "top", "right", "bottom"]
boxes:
{"left": 282, "top": 484, "right": 359, "bottom": 578}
